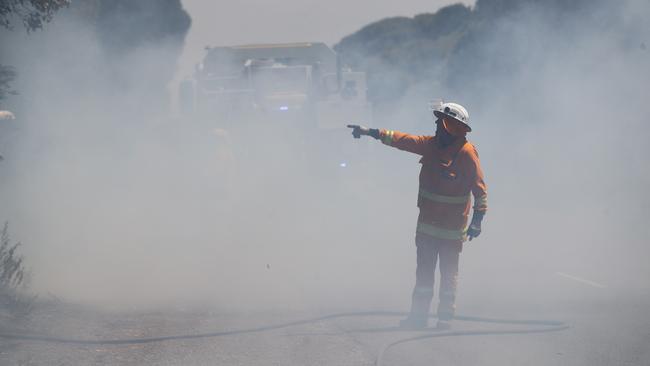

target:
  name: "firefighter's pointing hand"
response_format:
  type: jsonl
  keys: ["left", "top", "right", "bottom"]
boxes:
{"left": 347, "top": 124, "right": 369, "bottom": 139}
{"left": 347, "top": 125, "right": 381, "bottom": 139}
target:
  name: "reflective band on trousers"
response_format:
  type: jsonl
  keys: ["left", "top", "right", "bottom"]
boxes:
{"left": 414, "top": 286, "right": 434, "bottom": 294}
{"left": 419, "top": 189, "right": 470, "bottom": 204}
{"left": 382, "top": 130, "right": 395, "bottom": 145}
{"left": 417, "top": 221, "right": 467, "bottom": 241}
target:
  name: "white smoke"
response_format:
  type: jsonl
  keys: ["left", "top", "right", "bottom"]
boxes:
{"left": 0, "top": 0, "right": 648, "bottom": 318}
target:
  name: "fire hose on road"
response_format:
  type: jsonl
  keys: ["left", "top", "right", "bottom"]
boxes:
{"left": 0, "top": 311, "right": 569, "bottom": 365}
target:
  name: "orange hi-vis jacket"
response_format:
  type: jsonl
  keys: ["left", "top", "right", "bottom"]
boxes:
{"left": 380, "top": 129, "right": 488, "bottom": 242}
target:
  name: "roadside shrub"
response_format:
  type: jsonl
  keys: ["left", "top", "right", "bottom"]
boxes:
{"left": 0, "top": 222, "right": 33, "bottom": 317}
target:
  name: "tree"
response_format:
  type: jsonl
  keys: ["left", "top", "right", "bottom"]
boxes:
{"left": 0, "top": 0, "right": 69, "bottom": 104}
{"left": 0, "top": 65, "right": 16, "bottom": 102}
{"left": 0, "top": 0, "right": 69, "bottom": 32}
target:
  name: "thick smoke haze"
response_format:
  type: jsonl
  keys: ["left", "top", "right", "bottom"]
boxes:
{"left": 0, "top": 0, "right": 648, "bottom": 325}
{"left": 361, "top": 0, "right": 650, "bottom": 313}
{"left": 458, "top": 0, "right": 650, "bottom": 294}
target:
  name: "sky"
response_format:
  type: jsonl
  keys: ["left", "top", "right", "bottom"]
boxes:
{"left": 177, "top": 0, "right": 473, "bottom": 80}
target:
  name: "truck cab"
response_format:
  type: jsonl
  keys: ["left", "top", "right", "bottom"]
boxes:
{"left": 179, "top": 42, "right": 370, "bottom": 129}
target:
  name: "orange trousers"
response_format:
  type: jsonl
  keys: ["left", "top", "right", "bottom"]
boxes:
{"left": 410, "top": 233, "right": 461, "bottom": 321}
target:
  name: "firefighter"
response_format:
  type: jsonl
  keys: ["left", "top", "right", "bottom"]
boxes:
{"left": 347, "top": 102, "right": 487, "bottom": 330}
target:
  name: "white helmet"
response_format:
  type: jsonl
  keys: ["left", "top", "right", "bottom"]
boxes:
{"left": 433, "top": 102, "right": 471, "bottom": 131}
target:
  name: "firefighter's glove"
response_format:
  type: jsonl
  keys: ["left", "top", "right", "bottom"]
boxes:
{"left": 347, "top": 125, "right": 380, "bottom": 140}
{"left": 467, "top": 211, "right": 485, "bottom": 241}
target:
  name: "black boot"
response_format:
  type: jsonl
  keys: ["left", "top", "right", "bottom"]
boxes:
{"left": 436, "top": 290, "right": 456, "bottom": 330}
{"left": 399, "top": 314, "right": 428, "bottom": 329}
{"left": 399, "top": 287, "right": 433, "bottom": 329}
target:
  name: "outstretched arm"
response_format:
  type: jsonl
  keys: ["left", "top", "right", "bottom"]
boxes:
{"left": 347, "top": 125, "right": 431, "bottom": 155}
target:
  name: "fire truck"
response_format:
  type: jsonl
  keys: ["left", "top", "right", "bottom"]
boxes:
{"left": 179, "top": 42, "right": 370, "bottom": 129}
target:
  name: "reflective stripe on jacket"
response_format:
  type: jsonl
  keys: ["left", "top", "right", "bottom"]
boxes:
{"left": 380, "top": 129, "right": 487, "bottom": 241}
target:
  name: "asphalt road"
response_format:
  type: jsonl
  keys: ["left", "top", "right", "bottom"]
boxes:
{"left": 1, "top": 290, "right": 648, "bottom": 366}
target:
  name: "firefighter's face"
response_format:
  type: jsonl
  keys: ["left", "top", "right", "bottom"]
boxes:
{"left": 435, "top": 118, "right": 448, "bottom": 136}
{"left": 436, "top": 117, "right": 457, "bottom": 147}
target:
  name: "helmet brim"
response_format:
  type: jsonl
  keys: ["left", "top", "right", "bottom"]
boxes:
{"left": 434, "top": 110, "right": 471, "bottom": 132}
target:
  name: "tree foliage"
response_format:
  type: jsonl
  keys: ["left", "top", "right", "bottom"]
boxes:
{"left": 335, "top": 0, "right": 616, "bottom": 104}
{"left": 335, "top": 4, "right": 472, "bottom": 103}
{"left": 94, "top": 0, "right": 190, "bottom": 52}
{"left": 0, "top": 64, "right": 17, "bottom": 102}
{"left": 0, "top": 0, "right": 68, "bottom": 104}
{"left": 89, "top": 0, "right": 191, "bottom": 107}
{"left": 0, "top": 0, "right": 69, "bottom": 32}
{"left": 0, "top": 0, "right": 191, "bottom": 105}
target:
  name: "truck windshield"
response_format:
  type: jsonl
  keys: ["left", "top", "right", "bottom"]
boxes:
{"left": 253, "top": 67, "right": 309, "bottom": 94}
